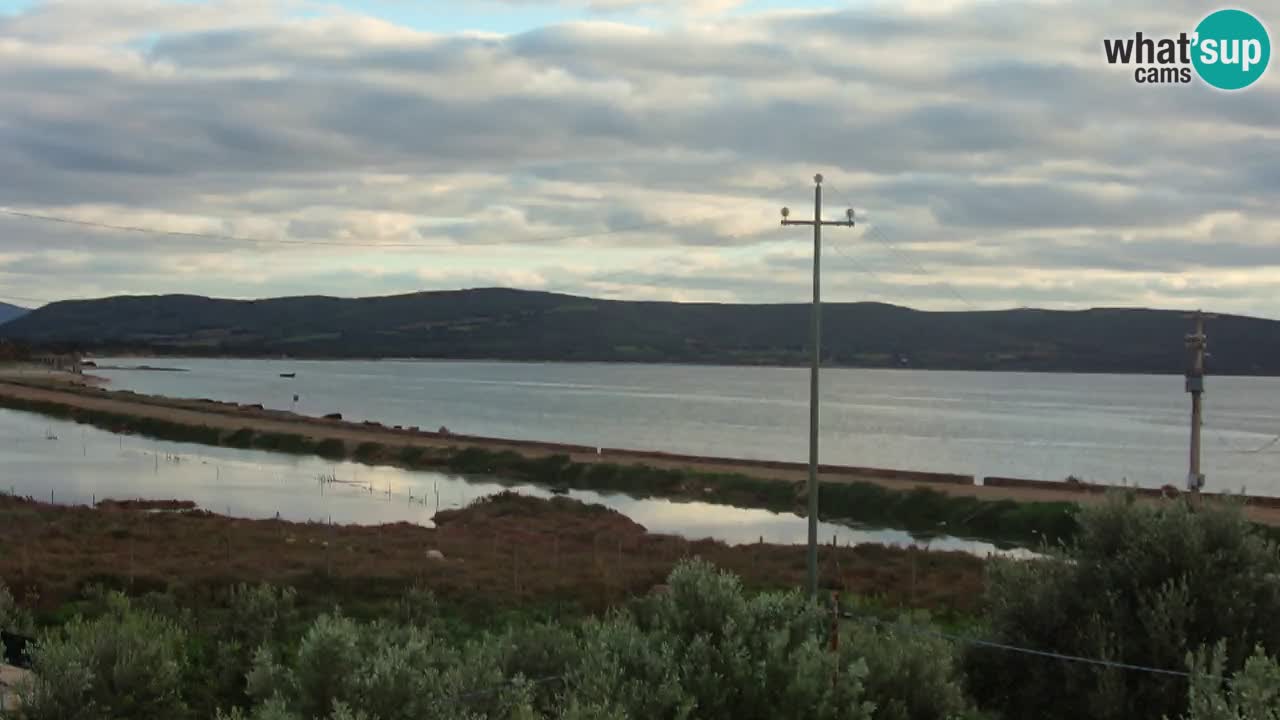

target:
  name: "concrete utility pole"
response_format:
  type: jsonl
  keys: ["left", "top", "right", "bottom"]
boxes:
{"left": 1184, "top": 311, "right": 1216, "bottom": 495}
{"left": 781, "top": 174, "right": 855, "bottom": 598}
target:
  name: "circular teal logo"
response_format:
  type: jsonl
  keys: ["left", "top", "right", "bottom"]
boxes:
{"left": 1193, "top": 9, "right": 1270, "bottom": 90}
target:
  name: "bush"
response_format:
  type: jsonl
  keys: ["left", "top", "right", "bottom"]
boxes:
{"left": 252, "top": 433, "right": 316, "bottom": 455}
{"left": 842, "top": 613, "right": 970, "bottom": 720}
{"left": 966, "top": 495, "right": 1280, "bottom": 720}
{"left": 1181, "top": 642, "right": 1280, "bottom": 720}
{"left": 615, "top": 559, "right": 874, "bottom": 720}
{"left": 225, "top": 428, "right": 256, "bottom": 448}
{"left": 353, "top": 442, "right": 385, "bottom": 462}
{"left": 315, "top": 439, "right": 347, "bottom": 459}
{"left": 222, "top": 560, "right": 952, "bottom": 720}
{"left": 188, "top": 584, "right": 300, "bottom": 716}
{"left": 17, "top": 592, "right": 187, "bottom": 720}
{"left": 245, "top": 613, "right": 537, "bottom": 720}
{"left": 0, "top": 579, "right": 34, "bottom": 636}
{"left": 397, "top": 446, "right": 427, "bottom": 467}
{"left": 560, "top": 616, "right": 694, "bottom": 719}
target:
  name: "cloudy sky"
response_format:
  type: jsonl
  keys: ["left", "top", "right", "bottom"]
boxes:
{"left": 0, "top": 0, "right": 1276, "bottom": 316}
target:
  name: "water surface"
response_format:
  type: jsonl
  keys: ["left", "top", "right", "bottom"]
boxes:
{"left": 93, "top": 358, "right": 1280, "bottom": 494}
{"left": 0, "top": 408, "right": 1012, "bottom": 555}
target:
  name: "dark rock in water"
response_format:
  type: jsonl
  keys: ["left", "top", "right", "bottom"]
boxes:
{"left": 363, "top": 420, "right": 382, "bottom": 427}
{"left": 549, "top": 485, "right": 569, "bottom": 495}
{"left": 438, "top": 426, "right": 451, "bottom": 435}
{"left": 246, "top": 403, "right": 264, "bottom": 410}
{"left": 323, "top": 412, "right": 342, "bottom": 420}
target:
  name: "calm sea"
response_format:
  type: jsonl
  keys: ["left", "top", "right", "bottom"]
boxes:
{"left": 92, "top": 358, "right": 1280, "bottom": 495}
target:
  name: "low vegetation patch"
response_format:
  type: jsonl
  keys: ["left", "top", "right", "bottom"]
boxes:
{"left": 314, "top": 438, "right": 346, "bottom": 459}
{"left": 95, "top": 498, "right": 198, "bottom": 512}
{"left": 3, "top": 495, "right": 1279, "bottom": 719}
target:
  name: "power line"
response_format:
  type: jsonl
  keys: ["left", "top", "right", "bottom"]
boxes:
{"left": 818, "top": 183, "right": 980, "bottom": 310}
{"left": 861, "top": 224, "right": 980, "bottom": 310}
{"left": 844, "top": 613, "right": 1218, "bottom": 682}
{"left": 825, "top": 241, "right": 892, "bottom": 287}
{"left": 0, "top": 207, "right": 729, "bottom": 250}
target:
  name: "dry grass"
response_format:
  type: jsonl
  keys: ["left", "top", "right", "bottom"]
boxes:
{"left": 0, "top": 493, "right": 984, "bottom": 618}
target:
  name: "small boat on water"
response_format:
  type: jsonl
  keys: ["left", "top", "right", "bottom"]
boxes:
{"left": 279, "top": 373, "right": 296, "bottom": 378}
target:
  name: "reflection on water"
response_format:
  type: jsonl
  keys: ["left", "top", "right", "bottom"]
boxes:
{"left": 0, "top": 408, "right": 1021, "bottom": 556}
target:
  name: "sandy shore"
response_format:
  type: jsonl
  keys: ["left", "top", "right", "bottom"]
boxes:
{"left": 2, "top": 372, "right": 1277, "bottom": 525}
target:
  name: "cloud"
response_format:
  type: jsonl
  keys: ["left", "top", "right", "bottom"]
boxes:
{"left": 0, "top": 0, "right": 1277, "bottom": 317}
{"left": 493, "top": 0, "right": 745, "bottom": 17}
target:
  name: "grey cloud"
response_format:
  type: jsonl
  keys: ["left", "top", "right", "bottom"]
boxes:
{"left": 0, "top": 0, "right": 1278, "bottom": 315}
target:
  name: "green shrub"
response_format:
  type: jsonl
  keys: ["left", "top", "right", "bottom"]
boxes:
{"left": 397, "top": 446, "right": 427, "bottom": 467}
{"left": 1180, "top": 642, "right": 1280, "bottom": 720}
{"left": 222, "top": 561, "right": 958, "bottom": 720}
{"left": 315, "top": 439, "right": 346, "bottom": 459}
{"left": 395, "top": 586, "right": 439, "bottom": 629}
{"left": 188, "top": 584, "right": 300, "bottom": 715}
{"left": 498, "top": 623, "right": 581, "bottom": 714}
{"left": 353, "top": 442, "right": 385, "bottom": 463}
{"left": 625, "top": 559, "right": 872, "bottom": 720}
{"left": 225, "top": 428, "right": 256, "bottom": 449}
{"left": 967, "top": 495, "right": 1280, "bottom": 720}
{"left": 560, "top": 616, "right": 693, "bottom": 719}
{"left": 0, "top": 578, "right": 34, "bottom": 635}
{"left": 245, "top": 613, "right": 537, "bottom": 720}
{"left": 842, "top": 613, "right": 970, "bottom": 720}
{"left": 252, "top": 433, "right": 315, "bottom": 455}
{"left": 17, "top": 593, "right": 187, "bottom": 720}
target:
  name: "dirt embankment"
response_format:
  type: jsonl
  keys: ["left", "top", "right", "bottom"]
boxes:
{"left": 1, "top": 374, "right": 1276, "bottom": 526}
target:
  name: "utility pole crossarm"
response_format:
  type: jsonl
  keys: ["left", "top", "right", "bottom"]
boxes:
{"left": 778, "top": 173, "right": 857, "bottom": 600}
{"left": 781, "top": 218, "right": 855, "bottom": 227}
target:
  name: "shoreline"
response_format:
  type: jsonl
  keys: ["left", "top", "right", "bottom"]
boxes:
{"left": 2, "top": 372, "right": 1278, "bottom": 540}
{"left": 0, "top": 373, "right": 1070, "bottom": 498}
{"left": 88, "top": 352, "right": 1243, "bottom": 377}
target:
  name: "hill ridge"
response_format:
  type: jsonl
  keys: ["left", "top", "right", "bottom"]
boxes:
{"left": 4, "top": 287, "right": 1277, "bottom": 375}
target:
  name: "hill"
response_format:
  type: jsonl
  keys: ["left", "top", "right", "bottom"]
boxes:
{"left": 3, "top": 288, "right": 1278, "bottom": 374}
{"left": 0, "top": 301, "right": 27, "bottom": 326}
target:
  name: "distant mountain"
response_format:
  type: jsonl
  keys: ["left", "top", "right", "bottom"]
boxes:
{"left": 0, "top": 301, "right": 28, "bottom": 326}
{"left": 3, "top": 288, "right": 1278, "bottom": 374}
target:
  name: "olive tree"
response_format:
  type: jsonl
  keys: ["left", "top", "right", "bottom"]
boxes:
{"left": 16, "top": 593, "right": 187, "bottom": 720}
{"left": 968, "top": 495, "right": 1280, "bottom": 720}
